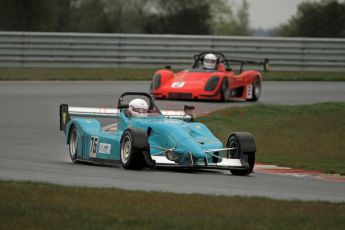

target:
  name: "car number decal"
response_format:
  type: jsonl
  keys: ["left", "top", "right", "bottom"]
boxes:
{"left": 171, "top": 82, "right": 185, "bottom": 88}
{"left": 99, "top": 143, "right": 111, "bottom": 154}
{"left": 90, "top": 136, "right": 99, "bottom": 157}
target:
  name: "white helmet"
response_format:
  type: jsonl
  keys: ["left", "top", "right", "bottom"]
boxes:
{"left": 203, "top": 53, "right": 217, "bottom": 69}
{"left": 128, "top": 98, "right": 149, "bottom": 117}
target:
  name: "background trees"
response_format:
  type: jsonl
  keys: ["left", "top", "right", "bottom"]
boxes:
{"left": 1, "top": 0, "right": 344, "bottom": 38}
{"left": 144, "top": 0, "right": 212, "bottom": 34}
{"left": 275, "top": 0, "right": 345, "bottom": 38}
{"left": 211, "top": 0, "right": 252, "bottom": 36}
{"left": 0, "top": 0, "right": 59, "bottom": 31}
{"left": 0, "top": 0, "right": 251, "bottom": 35}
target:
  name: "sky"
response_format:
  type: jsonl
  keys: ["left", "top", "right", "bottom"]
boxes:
{"left": 231, "top": 0, "right": 308, "bottom": 29}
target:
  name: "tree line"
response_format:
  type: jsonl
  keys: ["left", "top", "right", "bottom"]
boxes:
{"left": 0, "top": 0, "right": 252, "bottom": 35}
{"left": 274, "top": 0, "right": 345, "bottom": 38}
{"left": 0, "top": 0, "right": 344, "bottom": 38}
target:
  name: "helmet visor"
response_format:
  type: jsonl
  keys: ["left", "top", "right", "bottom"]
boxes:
{"left": 205, "top": 59, "right": 216, "bottom": 64}
{"left": 131, "top": 107, "right": 148, "bottom": 113}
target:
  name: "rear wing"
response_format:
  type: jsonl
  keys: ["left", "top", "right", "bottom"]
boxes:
{"left": 59, "top": 104, "right": 119, "bottom": 131}
{"left": 59, "top": 104, "right": 195, "bottom": 131}
{"left": 225, "top": 58, "right": 269, "bottom": 73}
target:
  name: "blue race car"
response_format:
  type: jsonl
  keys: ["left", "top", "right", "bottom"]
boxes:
{"left": 59, "top": 92, "right": 256, "bottom": 175}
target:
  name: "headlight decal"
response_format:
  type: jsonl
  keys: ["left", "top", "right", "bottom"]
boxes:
{"left": 205, "top": 76, "right": 220, "bottom": 91}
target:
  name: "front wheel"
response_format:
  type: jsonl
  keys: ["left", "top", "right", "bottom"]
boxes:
{"left": 120, "top": 129, "right": 152, "bottom": 170}
{"left": 220, "top": 78, "right": 230, "bottom": 102}
{"left": 68, "top": 126, "right": 78, "bottom": 163}
{"left": 226, "top": 132, "right": 256, "bottom": 176}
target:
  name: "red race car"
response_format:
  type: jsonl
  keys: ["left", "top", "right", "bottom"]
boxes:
{"left": 150, "top": 52, "right": 269, "bottom": 102}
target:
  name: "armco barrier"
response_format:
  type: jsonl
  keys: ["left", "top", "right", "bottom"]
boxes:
{"left": 0, "top": 31, "right": 344, "bottom": 71}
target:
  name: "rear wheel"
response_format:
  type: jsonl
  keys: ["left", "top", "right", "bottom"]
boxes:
{"left": 68, "top": 126, "right": 78, "bottom": 163}
{"left": 226, "top": 132, "right": 256, "bottom": 176}
{"left": 247, "top": 77, "right": 261, "bottom": 102}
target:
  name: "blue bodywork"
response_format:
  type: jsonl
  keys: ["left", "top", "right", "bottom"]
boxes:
{"left": 60, "top": 92, "right": 255, "bottom": 174}
{"left": 65, "top": 110, "right": 223, "bottom": 165}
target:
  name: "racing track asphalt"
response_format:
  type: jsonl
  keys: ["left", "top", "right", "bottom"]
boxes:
{"left": 0, "top": 81, "right": 345, "bottom": 202}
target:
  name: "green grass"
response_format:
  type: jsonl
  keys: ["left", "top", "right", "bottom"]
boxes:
{"left": 0, "top": 180, "right": 344, "bottom": 230}
{"left": 198, "top": 102, "right": 345, "bottom": 175}
{"left": 1, "top": 67, "right": 345, "bottom": 81}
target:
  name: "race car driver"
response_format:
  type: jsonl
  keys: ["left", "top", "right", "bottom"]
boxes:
{"left": 128, "top": 98, "right": 149, "bottom": 117}
{"left": 203, "top": 53, "right": 217, "bottom": 70}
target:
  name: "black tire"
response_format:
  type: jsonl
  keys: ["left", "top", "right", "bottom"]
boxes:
{"left": 226, "top": 132, "right": 256, "bottom": 176}
{"left": 120, "top": 129, "right": 150, "bottom": 170}
{"left": 247, "top": 77, "right": 261, "bottom": 102}
{"left": 68, "top": 126, "right": 78, "bottom": 163}
{"left": 220, "top": 78, "right": 230, "bottom": 102}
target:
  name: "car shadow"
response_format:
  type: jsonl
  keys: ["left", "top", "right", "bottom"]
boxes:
{"left": 153, "top": 166, "right": 255, "bottom": 178}
{"left": 59, "top": 161, "right": 254, "bottom": 177}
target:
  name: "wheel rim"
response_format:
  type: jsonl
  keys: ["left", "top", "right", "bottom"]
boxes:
{"left": 69, "top": 129, "right": 77, "bottom": 160}
{"left": 227, "top": 137, "right": 239, "bottom": 159}
{"left": 121, "top": 135, "right": 132, "bottom": 164}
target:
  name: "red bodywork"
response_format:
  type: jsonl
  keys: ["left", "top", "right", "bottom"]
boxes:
{"left": 150, "top": 52, "right": 268, "bottom": 102}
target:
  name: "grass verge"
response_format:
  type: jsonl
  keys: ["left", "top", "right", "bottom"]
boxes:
{"left": 0, "top": 67, "right": 344, "bottom": 81}
{"left": 197, "top": 102, "right": 345, "bottom": 175}
{"left": 1, "top": 180, "right": 344, "bottom": 230}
